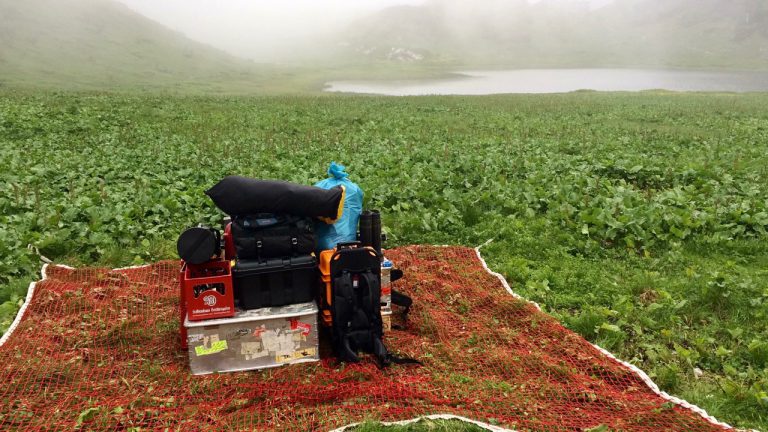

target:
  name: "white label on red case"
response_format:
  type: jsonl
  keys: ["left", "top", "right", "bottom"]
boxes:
{"left": 202, "top": 295, "right": 217, "bottom": 307}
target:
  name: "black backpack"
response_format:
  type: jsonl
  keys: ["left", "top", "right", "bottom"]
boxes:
{"left": 231, "top": 214, "right": 315, "bottom": 260}
{"left": 329, "top": 243, "right": 419, "bottom": 368}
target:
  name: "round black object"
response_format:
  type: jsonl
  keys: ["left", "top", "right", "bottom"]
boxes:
{"left": 177, "top": 227, "right": 221, "bottom": 265}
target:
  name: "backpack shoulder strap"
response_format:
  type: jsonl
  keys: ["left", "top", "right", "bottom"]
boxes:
{"left": 359, "top": 270, "right": 380, "bottom": 322}
{"left": 361, "top": 270, "right": 421, "bottom": 368}
{"left": 371, "top": 334, "right": 422, "bottom": 368}
{"left": 332, "top": 271, "right": 360, "bottom": 362}
{"left": 391, "top": 289, "right": 413, "bottom": 316}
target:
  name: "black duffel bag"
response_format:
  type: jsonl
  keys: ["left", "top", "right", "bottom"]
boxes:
{"left": 206, "top": 176, "right": 344, "bottom": 221}
{"left": 231, "top": 214, "right": 315, "bottom": 260}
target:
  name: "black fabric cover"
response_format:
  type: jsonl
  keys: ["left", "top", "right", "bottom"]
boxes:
{"left": 206, "top": 176, "right": 343, "bottom": 218}
{"left": 231, "top": 214, "right": 315, "bottom": 260}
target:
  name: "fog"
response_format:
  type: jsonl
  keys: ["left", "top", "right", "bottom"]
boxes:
{"left": 117, "top": 0, "right": 615, "bottom": 62}
{"left": 117, "top": 0, "right": 428, "bottom": 61}
{"left": 3, "top": 0, "right": 765, "bottom": 76}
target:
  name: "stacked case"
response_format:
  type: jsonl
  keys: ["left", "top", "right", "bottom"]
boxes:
{"left": 228, "top": 214, "right": 319, "bottom": 311}
{"left": 180, "top": 174, "right": 402, "bottom": 373}
{"left": 182, "top": 213, "right": 322, "bottom": 375}
{"left": 185, "top": 302, "right": 319, "bottom": 375}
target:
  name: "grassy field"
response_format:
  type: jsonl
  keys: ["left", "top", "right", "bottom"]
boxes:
{"left": 0, "top": 90, "right": 766, "bottom": 430}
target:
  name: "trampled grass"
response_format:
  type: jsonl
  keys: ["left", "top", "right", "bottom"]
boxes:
{"left": 351, "top": 419, "right": 488, "bottom": 431}
{"left": 0, "top": 90, "right": 766, "bottom": 430}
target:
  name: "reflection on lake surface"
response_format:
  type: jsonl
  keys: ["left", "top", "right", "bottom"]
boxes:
{"left": 324, "top": 69, "right": 768, "bottom": 95}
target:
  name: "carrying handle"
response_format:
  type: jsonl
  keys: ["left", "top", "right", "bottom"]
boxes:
{"left": 336, "top": 241, "right": 361, "bottom": 250}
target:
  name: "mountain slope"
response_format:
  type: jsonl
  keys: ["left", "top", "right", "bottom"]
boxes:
{"left": 0, "top": 0, "right": 283, "bottom": 92}
{"left": 337, "top": 0, "right": 768, "bottom": 70}
{"left": 597, "top": 0, "right": 768, "bottom": 68}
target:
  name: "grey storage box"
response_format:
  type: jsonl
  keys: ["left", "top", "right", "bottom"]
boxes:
{"left": 184, "top": 302, "right": 319, "bottom": 375}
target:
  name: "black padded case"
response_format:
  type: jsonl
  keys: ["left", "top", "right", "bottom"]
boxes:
{"left": 232, "top": 256, "right": 318, "bottom": 310}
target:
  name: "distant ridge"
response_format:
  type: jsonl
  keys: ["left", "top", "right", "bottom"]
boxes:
{"left": 336, "top": 0, "right": 768, "bottom": 70}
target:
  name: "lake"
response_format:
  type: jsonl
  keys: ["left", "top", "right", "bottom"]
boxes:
{"left": 324, "top": 69, "right": 768, "bottom": 95}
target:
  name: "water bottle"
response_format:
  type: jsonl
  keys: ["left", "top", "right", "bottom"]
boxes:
{"left": 380, "top": 259, "right": 393, "bottom": 312}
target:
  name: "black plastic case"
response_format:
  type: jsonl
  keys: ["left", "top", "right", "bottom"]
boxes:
{"left": 232, "top": 256, "right": 318, "bottom": 309}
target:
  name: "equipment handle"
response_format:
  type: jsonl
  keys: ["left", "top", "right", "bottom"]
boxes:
{"left": 336, "top": 241, "right": 361, "bottom": 250}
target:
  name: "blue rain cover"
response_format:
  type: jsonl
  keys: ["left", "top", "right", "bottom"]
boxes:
{"left": 315, "top": 162, "right": 363, "bottom": 251}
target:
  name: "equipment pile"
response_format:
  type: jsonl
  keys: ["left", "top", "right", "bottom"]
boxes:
{"left": 176, "top": 164, "right": 416, "bottom": 375}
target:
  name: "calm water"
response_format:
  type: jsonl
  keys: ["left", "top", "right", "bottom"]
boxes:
{"left": 324, "top": 69, "right": 768, "bottom": 95}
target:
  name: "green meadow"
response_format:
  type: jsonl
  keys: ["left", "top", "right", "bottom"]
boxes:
{"left": 1, "top": 90, "right": 766, "bottom": 429}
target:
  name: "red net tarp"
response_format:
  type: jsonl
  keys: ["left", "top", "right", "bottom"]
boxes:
{"left": 0, "top": 246, "right": 732, "bottom": 431}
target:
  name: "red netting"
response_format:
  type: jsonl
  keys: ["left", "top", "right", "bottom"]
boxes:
{"left": 0, "top": 246, "right": 732, "bottom": 431}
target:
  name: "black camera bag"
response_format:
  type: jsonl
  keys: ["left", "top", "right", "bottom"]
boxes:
{"left": 231, "top": 214, "right": 315, "bottom": 260}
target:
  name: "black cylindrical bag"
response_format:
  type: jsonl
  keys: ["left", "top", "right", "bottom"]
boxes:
{"left": 359, "top": 211, "right": 373, "bottom": 248}
{"left": 206, "top": 176, "right": 344, "bottom": 219}
{"left": 371, "top": 210, "right": 382, "bottom": 255}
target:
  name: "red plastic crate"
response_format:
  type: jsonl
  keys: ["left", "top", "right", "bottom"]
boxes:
{"left": 179, "top": 260, "right": 235, "bottom": 349}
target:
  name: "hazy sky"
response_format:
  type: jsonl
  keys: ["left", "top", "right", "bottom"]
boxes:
{"left": 118, "top": 0, "right": 427, "bottom": 61}
{"left": 118, "top": 0, "right": 612, "bottom": 61}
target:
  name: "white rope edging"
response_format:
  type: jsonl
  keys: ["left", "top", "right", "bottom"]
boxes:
{"left": 0, "top": 261, "right": 126, "bottom": 348}
{"left": 0, "top": 264, "right": 49, "bottom": 348}
{"left": 113, "top": 264, "right": 154, "bottom": 271}
{"left": 475, "top": 239, "right": 542, "bottom": 311}
{"left": 330, "top": 414, "right": 516, "bottom": 432}
{"left": 475, "top": 239, "right": 756, "bottom": 432}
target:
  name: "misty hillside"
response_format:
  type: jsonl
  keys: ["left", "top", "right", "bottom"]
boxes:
{"left": 0, "top": 0, "right": 282, "bottom": 92}
{"left": 339, "top": 0, "right": 768, "bottom": 69}
{"left": 1, "top": 0, "right": 766, "bottom": 93}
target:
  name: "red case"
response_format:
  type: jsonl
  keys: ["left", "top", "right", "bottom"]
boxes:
{"left": 179, "top": 260, "right": 236, "bottom": 349}
{"left": 223, "top": 222, "right": 236, "bottom": 261}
